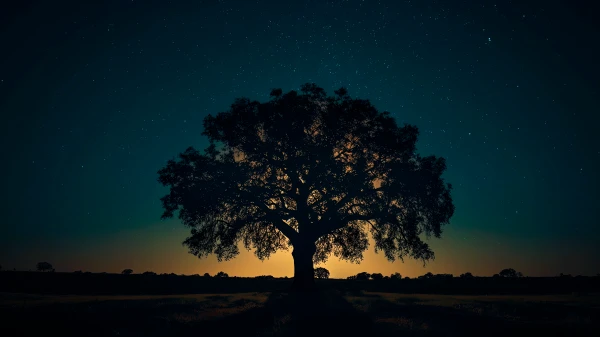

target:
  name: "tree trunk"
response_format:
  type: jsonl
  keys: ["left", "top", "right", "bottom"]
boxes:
{"left": 290, "top": 241, "right": 317, "bottom": 292}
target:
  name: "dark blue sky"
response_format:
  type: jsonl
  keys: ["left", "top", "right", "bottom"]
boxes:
{"left": 1, "top": 0, "right": 598, "bottom": 276}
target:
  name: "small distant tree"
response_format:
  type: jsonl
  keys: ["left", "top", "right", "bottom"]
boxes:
{"left": 419, "top": 272, "right": 434, "bottom": 279}
{"left": 371, "top": 273, "right": 384, "bottom": 281}
{"left": 36, "top": 262, "right": 53, "bottom": 272}
{"left": 203, "top": 272, "right": 211, "bottom": 278}
{"left": 215, "top": 271, "right": 229, "bottom": 278}
{"left": 390, "top": 272, "right": 402, "bottom": 280}
{"left": 355, "top": 272, "right": 371, "bottom": 280}
{"left": 459, "top": 272, "right": 474, "bottom": 278}
{"left": 314, "top": 267, "right": 330, "bottom": 279}
{"left": 73, "top": 270, "right": 83, "bottom": 274}
{"left": 122, "top": 269, "right": 133, "bottom": 275}
{"left": 142, "top": 271, "right": 156, "bottom": 276}
{"left": 499, "top": 268, "right": 522, "bottom": 278}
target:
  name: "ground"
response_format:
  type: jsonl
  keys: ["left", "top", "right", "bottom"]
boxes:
{"left": 1, "top": 291, "right": 599, "bottom": 336}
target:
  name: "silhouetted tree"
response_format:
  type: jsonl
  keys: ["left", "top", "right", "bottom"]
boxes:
{"left": 121, "top": 269, "right": 133, "bottom": 275}
{"left": 73, "top": 270, "right": 83, "bottom": 274}
{"left": 355, "top": 272, "right": 371, "bottom": 281}
{"left": 215, "top": 271, "right": 229, "bottom": 278}
{"left": 459, "top": 272, "right": 474, "bottom": 278}
{"left": 390, "top": 272, "right": 402, "bottom": 280}
{"left": 142, "top": 271, "right": 156, "bottom": 276}
{"left": 499, "top": 268, "right": 523, "bottom": 278}
{"left": 157, "top": 84, "right": 455, "bottom": 291}
{"left": 36, "top": 262, "right": 53, "bottom": 272}
{"left": 203, "top": 272, "right": 211, "bottom": 278}
{"left": 371, "top": 273, "right": 384, "bottom": 281}
{"left": 314, "top": 267, "right": 330, "bottom": 279}
{"left": 419, "top": 272, "right": 434, "bottom": 279}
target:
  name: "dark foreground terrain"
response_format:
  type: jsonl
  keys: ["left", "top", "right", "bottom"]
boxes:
{"left": 2, "top": 290, "right": 599, "bottom": 337}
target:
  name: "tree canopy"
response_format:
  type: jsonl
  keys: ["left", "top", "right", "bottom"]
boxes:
{"left": 158, "top": 83, "right": 454, "bottom": 289}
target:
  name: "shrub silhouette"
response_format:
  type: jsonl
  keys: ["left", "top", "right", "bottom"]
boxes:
{"left": 370, "top": 273, "right": 384, "bottom": 281}
{"left": 158, "top": 83, "right": 455, "bottom": 291}
{"left": 355, "top": 272, "right": 371, "bottom": 281}
{"left": 36, "top": 262, "right": 53, "bottom": 272}
{"left": 499, "top": 268, "right": 523, "bottom": 278}
{"left": 121, "top": 269, "right": 133, "bottom": 275}
{"left": 314, "top": 267, "right": 330, "bottom": 279}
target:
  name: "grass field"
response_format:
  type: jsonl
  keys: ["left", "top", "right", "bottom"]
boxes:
{"left": 2, "top": 291, "right": 599, "bottom": 336}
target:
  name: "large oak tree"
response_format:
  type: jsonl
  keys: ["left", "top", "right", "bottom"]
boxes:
{"left": 158, "top": 83, "right": 454, "bottom": 290}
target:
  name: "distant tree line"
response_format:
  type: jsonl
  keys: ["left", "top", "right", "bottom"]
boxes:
{"left": 4, "top": 263, "right": 596, "bottom": 280}
{"left": 346, "top": 268, "right": 527, "bottom": 281}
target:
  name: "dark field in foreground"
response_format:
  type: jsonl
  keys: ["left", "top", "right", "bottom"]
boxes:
{"left": 2, "top": 291, "right": 599, "bottom": 337}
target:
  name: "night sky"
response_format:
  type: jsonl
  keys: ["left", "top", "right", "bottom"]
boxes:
{"left": 1, "top": 0, "right": 598, "bottom": 278}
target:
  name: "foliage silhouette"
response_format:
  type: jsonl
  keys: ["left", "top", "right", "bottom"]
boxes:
{"left": 390, "top": 272, "right": 402, "bottom": 280}
{"left": 215, "top": 271, "right": 229, "bottom": 278}
{"left": 314, "top": 267, "right": 330, "bottom": 279}
{"left": 460, "top": 272, "right": 474, "bottom": 278}
{"left": 158, "top": 83, "right": 455, "bottom": 291}
{"left": 355, "top": 272, "right": 371, "bottom": 281}
{"left": 122, "top": 269, "right": 133, "bottom": 275}
{"left": 499, "top": 268, "right": 523, "bottom": 278}
{"left": 36, "top": 262, "right": 53, "bottom": 272}
{"left": 371, "top": 273, "right": 384, "bottom": 281}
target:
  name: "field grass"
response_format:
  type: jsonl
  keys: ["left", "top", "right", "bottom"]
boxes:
{"left": 1, "top": 291, "right": 598, "bottom": 336}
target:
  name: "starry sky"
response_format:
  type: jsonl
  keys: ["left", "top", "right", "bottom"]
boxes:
{"left": 1, "top": 0, "right": 598, "bottom": 278}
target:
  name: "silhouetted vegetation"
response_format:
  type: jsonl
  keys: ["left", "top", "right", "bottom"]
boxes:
{"left": 158, "top": 84, "right": 455, "bottom": 291}
{"left": 1, "top": 270, "right": 599, "bottom": 296}
{"left": 499, "top": 268, "right": 524, "bottom": 278}
{"left": 314, "top": 267, "right": 330, "bottom": 279}
{"left": 121, "top": 269, "right": 133, "bottom": 275}
{"left": 36, "top": 262, "right": 53, "bottom": 272}
{"left": 255, "top": 275, "right": 276, "bottom": 280}
{"left": 390, "top": 272, "right": 402, "bottom": 280}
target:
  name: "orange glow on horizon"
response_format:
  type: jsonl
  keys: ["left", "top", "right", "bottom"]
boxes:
{"left": 11, "top": 220, "right": 595, "bottom": 278}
